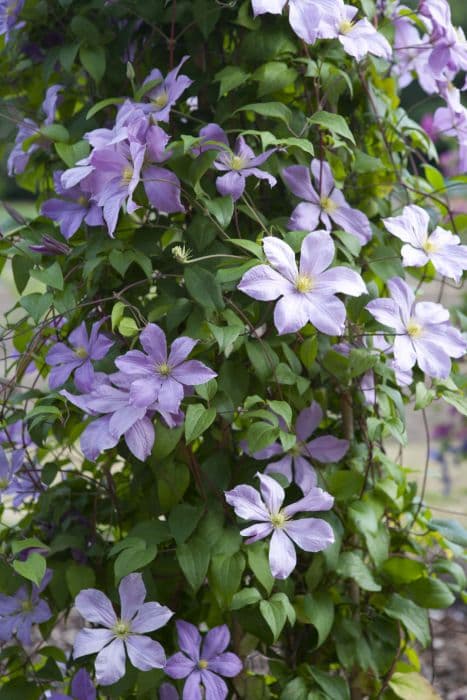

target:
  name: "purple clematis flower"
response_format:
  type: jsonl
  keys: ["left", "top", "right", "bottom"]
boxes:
{"left": 238, "top": 231, "right": 366, "bottom": 335}
{"left": 7, "top": 85, "right": 62, "bottom": 176}
{"left": 366, "top": 277, "right": 466, "bottom": 381}
{"left": 0, "top": 572, "right": 52, "bottom": 646}
{"left": 138, "top": 56, "right": 193, "bottom": 122}
{"left": 115, "top": 323, "right": 217, "bottom": 413}
{"left": 73, "top": 573, "right": 173, "bottom": 686}
{"left": 0, "top": 447, "right": 24, "bottom": 499}
{"left": 282, "top": 159, "right": 372, "bottom": 244}
{"left": 165, "top": 621, "right": 242, "bottom": 700}
{"left": 0, "top": 0, "right": 24, "bottom": 41}
{"left": 195, "top": 123, "right": 276, "bottom": 201}
{"left": 248, "top": 402, "right": 349, "bottom": 493}
{"left": 46, "top": 320, "right": 113, "bottom": 392}
{"left": 41, "top": 171, "right": 104, "bottom": 240}
{"left": 49, "top": 669, "right": 96, "bottom": 700}
{"left": 159, "top": 683, "right": 179, "bottom": 700}
{"left": 251, "top": 0, "right": 321, "bottom": 45}
{"left": 316, "top": 0, "right": 392, "bottom": 61}
{"left": 29, "top": 235, "right": 71, "bottom": 256}
{"left": 225, "top": 473, "right": 334, "bottom": 579}
{"left": 0, "top": 419, "right": 31, "bottom": 448}
{"left": 61, "top": 371, "right": 183, "bottom": 462}
{"left": 419, "top": 0, "right": 467, "bottom": 78}
{"left": 383, "top": 204, "right": 467, "bottom": 282}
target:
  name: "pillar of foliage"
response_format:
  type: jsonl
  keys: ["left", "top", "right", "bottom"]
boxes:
{"left": 0, "top": 0, "right": 466, "bottom": 698}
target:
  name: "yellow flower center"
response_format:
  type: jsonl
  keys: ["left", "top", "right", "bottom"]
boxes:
{"left": 407, "top": 320, "right": 423, "bottom": 338}
{"left": 270, "top": 511, "right": 287, "bottom": 528}
{"left": 422, "top": 239, "right": 438, "bottom": 253}
{"left": 156, "top": 362, "right": 171, "bottom": 376}
{"left": 230, "top": 155, "right": 245, "bottom": 171}
{"left": 0, "top": 478, "right": 9, "bottom": 489}
{"left": 152, "top": 91, "right": 169, "bottom": 108}
{"left": 320, "top": 196, "right": 338, "bottom": 214}
{"left": 75, "top": 346, "right": 88, "bottom": 359}
{"left": 339, "top": 19, "right": 354, "bottom": 34}
{"left": 122, "top": 165, "right": 133, "bottom": 185}
{"left": 21, "top": 600, "right": 33, "bottom": 613}
{"left": 113, "top": 620, "right": 131, "bottom": 639}
{"left": 295, "top": 274, "right": 314, "bottom": 294}
{"left": 198, "top": 659, "right": 209, "bottom": 669}
{"left": 77, "top": 196, "right": 88, "bottom": 206}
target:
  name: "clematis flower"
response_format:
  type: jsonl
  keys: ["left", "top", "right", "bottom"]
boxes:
{"left": 195, "top": 123, "right": 276, "bottom": 201}
{"left": 366, "top": 277, "right": 466, "bottom": 381}
{"left": 251, "top": 0, "right": 321, "bottom": 45}
{"left": 316, "top": 0, "right": 392, "bottom": 60}
{"left": 247, "top": 402, "right": 348, "bottom": 493}
{"left": 282, "top": 159, "right": 372, "bottom": 244}
{"left": 0, "top": 447, "right": 24, "bottom": 500}
{"left": 0, "top": 572, "right": 52, "bottom": 646}
{"left": 238, "top": 231, "right": 366, "bottom": 335}
{"left": 61, "top": 371, "right": 183, "bottom": 462}
{"left": 225, "top": 473, "right": 334, "bottom": 579}
{"left": 138, "top": 56, "right": 193, "bottom": 122}
{"left": 29, "top": 235, "right": 71, "bottom": 256}
{"left": 73, "top": 573, "right": 173, "bottom": 686}
{"left": 0, "top": 0, "right": 24, "bottom": 41}
{"left": 115, "top": 323, "right": 217, "bottom": 413}
{"left": 0, "top": 419, "right": 31, "bottom": 449}
{"left": 8, "top": 85, "right": 62, "bottom": 176}
{"left": 41, "top": 171, "right": 104, "bottom": 240}
{"left": 383, "top": 204, "right": 467, "bottom": 282}
{"left": 46, "top": 320, "right": 113, "bottom": 392}
{"left": 419, "top": 0, "right": 467, "bottom": 78}
{"left": 165, "top": 621, "right": 242, "bottom": 700}
{"left": 49, "top": 669, "right": 96, "bottom": 700}
{"left": 159, "top": 684, "right": 179, "bottom": 700}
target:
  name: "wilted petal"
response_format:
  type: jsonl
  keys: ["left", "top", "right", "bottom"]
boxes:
{"left": 269, "top": 529, "right": 296, "bottom": 579}
{"left": 126, "top": 634, "right": 166, "bottom": 671}
{"left": 95, "top": 638, "right": 126, "bottom": 686}
{"left": 284, "top": 518, "right": 335, "bottom": 552}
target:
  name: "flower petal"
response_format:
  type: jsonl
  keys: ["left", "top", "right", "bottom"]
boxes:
{"left": 75, "top": 589, "right": 117, "bottom": 628}
{"left": 208, "top": 652, "right": 243, "bottom": 678}
{"left": 283, "top": 486, "right": 334, "bottom": 517}
{"left": 131, "top": 602, "right": 173, "bottom": 633}
{"left": 200, "top": 669, "right": 228, "bottom": 700}
{"left": 168, "top": 337, "right": 198, "bottom": 367}
{"left": 224, "top": 484, "right": 269, "bottom": 522}
{"left": 177, "top": 620, "right": 201, "bottom": 661}
{"left": 284, "top": 518, "right": 335, "bottom": 552}
{"left": 316, "top": 267, "right": 366, "bottom": 297}
{"left": 269, "top": 529, "right": 296, "bottom": 579}
{"left": 73, "top": 628, "right": 115, "bottom": 659}
{"left": 257, "top": 472, "right": 284, "bottom": 514}
{"left": 119, "top": 573, "right": 146, "bottom": 622}
{"left": 95, "top": 638, "right": 126, "bottom": 686}
{"left": 140, "top": 324, "right": 167, "bottom": 363}
{"left": 165, "top": 651, "right": 196, "bottom": 679}
{"left": 305, "top": 436, "right": 349, "bottom": 462}
{"left": 201, "top": 624, "right": 229, "bottom": 660}
{"left": 238, "top": 264, "right": 294, "bottom": 301}
{"left": 300, "top": 230, "right": 335, "bottom": 276}
{"left": 288, "top": 201, "right": 321, "bottom": 232}
{"left": 295, "top": 402, "right": 323, "bottom": 441}
{"left": 126, "top": 634, "right": 166, "bottom": 671}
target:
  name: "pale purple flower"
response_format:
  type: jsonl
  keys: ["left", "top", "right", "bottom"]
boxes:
{"left": 0, "top": 0, "right": 24, "bottom": 41}
{"left": 159, "top": 684, "right": 179, "bottom": 700}
{"left": 138, "top": 56, "right": 193, "bottom": 122}
{"left": 225, "top": 473, "right": 334, "bottom": 579}
{"left": 248, "top": 402, "right": 348, "bottom": 493}
{"left": 196, "top": 123, "right": 276, "bottom": 201}
{"left": 73, "top": 573, "right": 173, "bottom": 686}
{"left": 383, "top": 204, "right": 467, "bottom": 282}
{"left": 0, "top": 572, "right": 52, "bottom": 646}
{"left": 115, "top": 323, "right": 217, "bottom": 413}
{"left": 366, "top": 277, "right": 466, "bottom": 381}
{"left": 61, "top": 371, "right": 182, "bottom": 462}
{"left": 238, "top": 231, "right": 366, "bottom": 335}
{"left": 0, "top": 419, "right": 31, "bottom": 448}
{"left": 46, "top": 320, "right": 113, "bottom": 392}
{"left": 41, "top": 171, "right": 104, "bottom": 240}
{"left": 8, "top": 85, "right": 62, "bottom": 176}
{"left": 251, "top": 0, "right": 321, "bottom": 45}
{"left": 419, "top": 0, "right": 467, "bottom": 78}
{"left": 0, "top": 447, "right": 24, "bottom": 499}
{"left": 48, "top": 669, "right": 96, "bottom": 700}
{"left": 432, "top": 94, "right": 467, "bottom": 174}
{"left": 316, "top": 0, "right": 392, "bottom": 61}
{"left": 165, "top": 621, "right": 242, "bottom": 700}
{"left": 283, "top": 159, "right": 372, "bottom": 244}
{"left": 392, "top": 13, "right": 434, "bottom": 92}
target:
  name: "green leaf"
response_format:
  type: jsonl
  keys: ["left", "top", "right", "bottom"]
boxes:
{"left": 205, "top": 196, "right": 234, "bottom": 228}
{"left": 30, "top": 262, "right": 64, "bottom": 290}
{"left": 152, "top": 423, "right": 183, "bottom": 460}
{"left": 80, "top": 45, "right": 106, "bottom": 82}
{"left": 246, "top": 421, "right": 279, "bottom": 453}
{"left": 384, "top": 594, "right": 430, "bottom": 647}
{"left": 20, "top": 293, "right": 53, "bottom": 323}
{"left": 185, "top": 404, "right": 216, "bottom": 443}
{"left": 247, "top": 542, "right": 274, "bottom": 595}
{"left": 177, "top": 537, "right": 210, "bottom": 592}
{"left": 405, "top": 577, "right": 455, "bottom": 609}
{"left": 267, "top": 400, "right": 292, "bottom": 428}
{"left": 260, "top": 598, "right": 287, "bottom": 641}
{"left": 55, "top": 140, "right": 90, "bottom": 167}
{"left": 253, "top": 61, "right": 298, "bottom": 96}
{"left": 337, "top": 552, "right": 381, "bottom": 591}
{"left": 118, "top": 316, "right": 139, "bottom": 337}
{"left": 157, "top": 462, "right": 190, "bottom": 511}
{"left": 300, "top": 335, "right": 318, "bottom": 370}
{"left": 308, "top": 111, "right": 355, "bottom": 144}
{"left": 86, "top": 97, "right": 125, "bottom": 120}
{"left": 389, "top": 672, "right": 442, "bottom": 699}
{"left": 280, "top": 678, "right": 309, "bottom": 700}
{"left": 229, "top": 238, "right": 264, "bottom": 259}
{"left": 369, "top": 245, "right": 404, "bottom": 280}
{"left": 40, "top": 124, "right": 70, "bottom": 143}
{"left": 415, "top": 382, "right": 436, "bottom": 410}
{"left": 310, "top": 669, "right": 350, "bottom": 700}
{"left": 215, "top": 66, "right": 250, "bottom": 97}
{"left": 382, "top": 557, "right": 425, "bottom": 584}
{"left": 111, "top": 301, "right": 126, "bottom": 330}
{"left": 184, "top": 266, "right": 225, "bottom": 310}
{"left": 441, "top": 391, "right": 467, "bottom": 416}
{"left": 12, "top": 255, "right": 32, "bottom": 294}
{"left": 210, "top": 552, "right": 246, "bottom": 607}
{"left": 66, "top": 563, "right": 95, "bottom": 597}
{"left": 231, "top": 587, "right": 262, "bottom": 610}
{"left": 13, "top": 553, "right": 46, "bottom": 586}
{"left": 428, "top": 518, "right": 467, "bottom": 546}
{"left": 168, "top": 504, "right": 204, "bottom": 545}
{"left": 302, "top": 591, "right": 335, "bottom": 647}
{"left": 114, "top": 542, "right": 158, "bottom": 582}
{"left": 236, "top": 102, "right": 293, "bottom": 126}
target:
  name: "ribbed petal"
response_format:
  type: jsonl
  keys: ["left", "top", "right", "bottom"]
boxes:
{"left": 124, "top": 417, "right": 155, "bottom": 462}
{"left": 126, "top": 634, "right": 166, "bottom": 671}
{"left": 119, "top": 573, "right": 146, "bottom": 622}
{"left": 165, "top": 651, "right": 196, "bottom": 679}
{"left": 201, "top": 625, "right": 229, "bottom": 659}
{"left": 131, "top": 601, "right": 173, "bottom": 633}
{"left": 200, "top": 670, "right": 228, "bottom": 700}
{"left": 183, "top": 671, "right": 203, "bottom": 699}
{"left": 95, "top": 638, "right": 126, "bottom": 686}
{"left": 300, "top": 230, "right": 335, "bottom": 276}
{"left": 284, "top": 518, "right": 335, "bottom": 552}
{"left": 140, "top": 323, "right": 167, "bottom": 362}
{"left": 75, "top": 589, "right": 117, "bottom": 628}
{"left": 168, "top": 337, "right": 198, "bottom": 367}
{"left": 263, "top": 236, "right": 298, "bottom": 283}
{"left": 224, "top": 484, "right": 269, "bottom": 522}
{"left": 269, "top": 529, "right": 296, "bottom": 579}
{"left": 305, "top": 435, "right": 349, "bottom": 462}
{"left": 257, "top": 472, "right": 284, "bottom": 514}
{"left": 73, "top": 628, "right": 115, "bottom": 659}
{"left": 238, "top": 264, "right": 294, "bottom": 301}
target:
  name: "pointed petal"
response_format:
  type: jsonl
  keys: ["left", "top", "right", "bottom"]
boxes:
{"left": 131, "top": 602, "right": 173, "bottom": 633}
{"left": 295, "top": 402, "right": 323, "bottom": 441}
{"left": 73, "top": 628, "right": 115, "bottom": 659}
{"left": 238, "top": 264, "right": 294, "bottom": 301}
{"left": 75, "top": 589, "right": 117, "bottom": 628}
{"left": 257, "top": 472, "right": 285, "bottom": 514}
{"left": 201, "top": 625, "right": 229, "bottom": 659}
{"left": 165, "top": 651, "right": 196, "bottom": 679}
{"left": 140, "top": 324, "right": 167, "bottom": 362}
{"left": 224, "top": 484, "right": 269, "bottom": 521}
{"left": 305, "top": 436, "right": 349, "bottom": 462}
{"left": 282, "top": 165, "right": 317, "bottom": 201}
{"left": 126, "top": 634, "right": 166, "bottom": 671}
{"left": 283, "top": 486, "right": 334, "bottom": 516}
{"left": 263, "top": 236, "right": 298, "bottom": 283}
{"left": 284, "top": 518, "right": 335, "bottom": 552}
{"left": 119, "top": 573, "right": 146, "bottom": 622}
{"left": 95, "top": 638, "right": 126, "bottom": 686}
{"left": 269, "top": 529, "right": 296, "bottom": 579}
{"left": 288, "top": 202, "right": 321, "bottom": 232}
{"left": 300, "top": 230, "right": 335, "bottom": 275}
